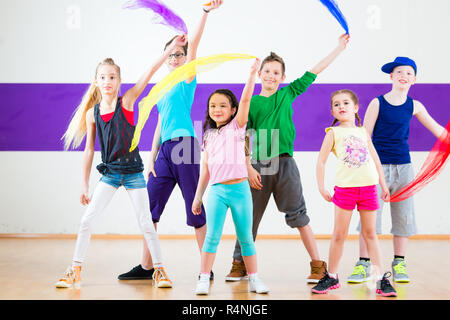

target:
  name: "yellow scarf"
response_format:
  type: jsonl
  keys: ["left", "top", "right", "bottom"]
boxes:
{"left": 130, "top": 53, "right": 256, "bottom": 151}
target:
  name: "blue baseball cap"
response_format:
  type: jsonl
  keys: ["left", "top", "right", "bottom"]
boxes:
{"left": 381, "top": 57, "right": 417, "bottom": 75}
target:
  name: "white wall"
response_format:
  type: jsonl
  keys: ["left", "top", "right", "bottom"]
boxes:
{"left": 2, "top": 0, "right": 450, "bottom": 84}
{"left": 0, "top": 0, "right": 449, "bottom": 235}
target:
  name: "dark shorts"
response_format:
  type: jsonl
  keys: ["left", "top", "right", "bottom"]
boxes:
{"left": 147, "top": 136, "right": 206, "bottom": 228}
{"left": 251, "top": 156, "right": 310, "bottom": 229}
{"left": 232, "top": 155, "right": 310, "bottom": 261}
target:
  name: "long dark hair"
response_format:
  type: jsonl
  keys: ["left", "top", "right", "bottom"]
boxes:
{"left": 202, "top": 89, "right": 239, "bottom": 143}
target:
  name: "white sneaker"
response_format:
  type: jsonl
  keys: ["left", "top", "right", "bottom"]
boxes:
{"left": 195, "top": 279, "right": 210, "bottom": 295}
{"left": 248, "top": 276, "right": 269, "bottom": 294}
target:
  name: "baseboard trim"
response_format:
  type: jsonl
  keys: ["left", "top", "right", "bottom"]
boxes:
{"left": 0, "top": 233, "right": 449, "bottom": 240}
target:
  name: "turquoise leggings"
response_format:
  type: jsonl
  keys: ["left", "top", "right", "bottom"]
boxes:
{"left": 203, "top": 180, "right": 256, "bottom": 257}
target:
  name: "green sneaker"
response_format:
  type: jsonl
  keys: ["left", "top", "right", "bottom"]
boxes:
{"left": 392, "top": 258, "right": 410, "bottom": 283}
{"left": 347, "top": 260, "right": 371, "bottom": 283}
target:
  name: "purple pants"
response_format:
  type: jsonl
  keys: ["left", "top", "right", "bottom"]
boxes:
{"left": 147, "top": 136, "right": 206, "bottom": 228}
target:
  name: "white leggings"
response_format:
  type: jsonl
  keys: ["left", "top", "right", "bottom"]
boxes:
{"left": 72, "top": 181, "right": 162, "bottom": 265}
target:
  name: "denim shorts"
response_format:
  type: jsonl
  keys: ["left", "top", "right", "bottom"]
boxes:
{"left": 100, "top": 171, "right": 146, "bottom": 189}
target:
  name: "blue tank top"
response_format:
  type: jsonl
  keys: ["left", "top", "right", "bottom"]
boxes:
{"left": 372, "top": 95, "right": 413, "bottom": 164}
{"left": 157, "top": 77, "right": 197, "bottom": 144}
{"left": 94, "top": 97, "right": 144, "bottom": 174}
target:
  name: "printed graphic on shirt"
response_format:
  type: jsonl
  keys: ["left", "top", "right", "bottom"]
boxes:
{"left": 342, "top": 135, "right": 369, "bottom": 168}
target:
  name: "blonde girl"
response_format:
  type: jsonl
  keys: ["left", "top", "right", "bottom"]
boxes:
{"left": 55, "top": 36, "right": 186, "bottom": 289}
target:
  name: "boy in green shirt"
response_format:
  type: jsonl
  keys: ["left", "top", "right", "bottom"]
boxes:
{"left": 226, "top": 34, "right": 350, "bottom": 283}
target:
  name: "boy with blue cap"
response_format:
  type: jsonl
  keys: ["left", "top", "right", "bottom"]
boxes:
{"left": 347, "top": 57, "right": 445, "bottom": 284}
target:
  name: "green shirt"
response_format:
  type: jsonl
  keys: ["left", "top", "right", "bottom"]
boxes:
{"left": 248, "top": 71, "right": 317, "bottom": 161}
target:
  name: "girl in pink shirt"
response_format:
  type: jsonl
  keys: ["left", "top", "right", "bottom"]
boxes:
{"left": 191, "top": 58, "right": 269, "bottom": 295}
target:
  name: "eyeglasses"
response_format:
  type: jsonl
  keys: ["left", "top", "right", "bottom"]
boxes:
{"left": 168, "top": 52, "right": 186, "bottom": 60}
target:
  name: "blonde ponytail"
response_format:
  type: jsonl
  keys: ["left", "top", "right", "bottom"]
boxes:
{"left": 62, "top": 82, "right": 101, "bottom": 150}
{"left": 62, "top": 58, "right": 120, "bottom": 150}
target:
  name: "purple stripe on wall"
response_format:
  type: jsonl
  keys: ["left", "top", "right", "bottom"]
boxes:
{"left": 0, "top": 83, "right": 449, "bottom": 151}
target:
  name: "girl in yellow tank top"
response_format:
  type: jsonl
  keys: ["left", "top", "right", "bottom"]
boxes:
{"left": 312, "top": 90, "right": 397, "bottom": 297}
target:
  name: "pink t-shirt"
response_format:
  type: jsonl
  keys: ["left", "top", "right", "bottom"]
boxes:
{"left": 204, "top": 117, "right": 248, "bottom": 185}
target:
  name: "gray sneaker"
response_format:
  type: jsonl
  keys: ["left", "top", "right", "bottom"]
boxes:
{"left": 347, "top": 260, "right": 371, "bottom": 283}
{"left": 392, "top": 258, "right": 410, "bottom": 283}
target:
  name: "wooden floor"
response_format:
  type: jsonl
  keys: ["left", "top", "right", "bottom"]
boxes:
{"left": 1, "top": 237, "right": 449, "bottom": 300}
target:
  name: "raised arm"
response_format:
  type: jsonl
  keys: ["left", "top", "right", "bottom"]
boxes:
{"left": 122, "top": 35, "right": 188, "bottom": 110}
{"left": 310, "top": 33, "right": 349, "bottom": 75}
{"left": 235, "top": 58, "right": 260, "bottom": 128}
{"left": 185, "top": 0, "right": 223, "bottom": 83}
{"left": 363, "top": 98, "right": 380, "bottom": 137}
{"left": 80, "top": 108, "right": 96, "bottom": 206}
{"left": 413, "top": 100, "right": 445, "bottom": 138}
{"left": 316, "top": 129, "right": 334, "bottom": 202}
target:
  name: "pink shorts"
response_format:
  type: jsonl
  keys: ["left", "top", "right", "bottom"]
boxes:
{"left": 332, "top": 185, "right": 380, "bottom": 211}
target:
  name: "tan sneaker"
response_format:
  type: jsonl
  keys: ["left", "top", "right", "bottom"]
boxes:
{"left": 153, "top": 267, "right": 173, "bottom": 288}
{"left": 55, "top": 266, "right": 82, "bottom": 288}
{"left": 225, "top": 259, "right": 248, "bottom": 282}
{"left": 307, "top": 260, "right": 327, "bottom": 283}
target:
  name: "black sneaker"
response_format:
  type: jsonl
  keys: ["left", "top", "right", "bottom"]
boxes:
{"left": 198, "top": 271, "right": 214, "bottom": 281}
{"left": 376, "top": 272, "right": 397, "bottom": 297}
{"left": 118, "top": 265, "right": 154, "bottom": 280}
{"left": 311, "top": 273, "right": 340, "bottom": 294}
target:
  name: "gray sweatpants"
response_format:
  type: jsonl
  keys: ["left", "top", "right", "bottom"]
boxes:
{"left": 356, "top": 163, "right": 417, "bottom": 237}
{"left": 232, "top": 156, "right": 310, "bottom": 261}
